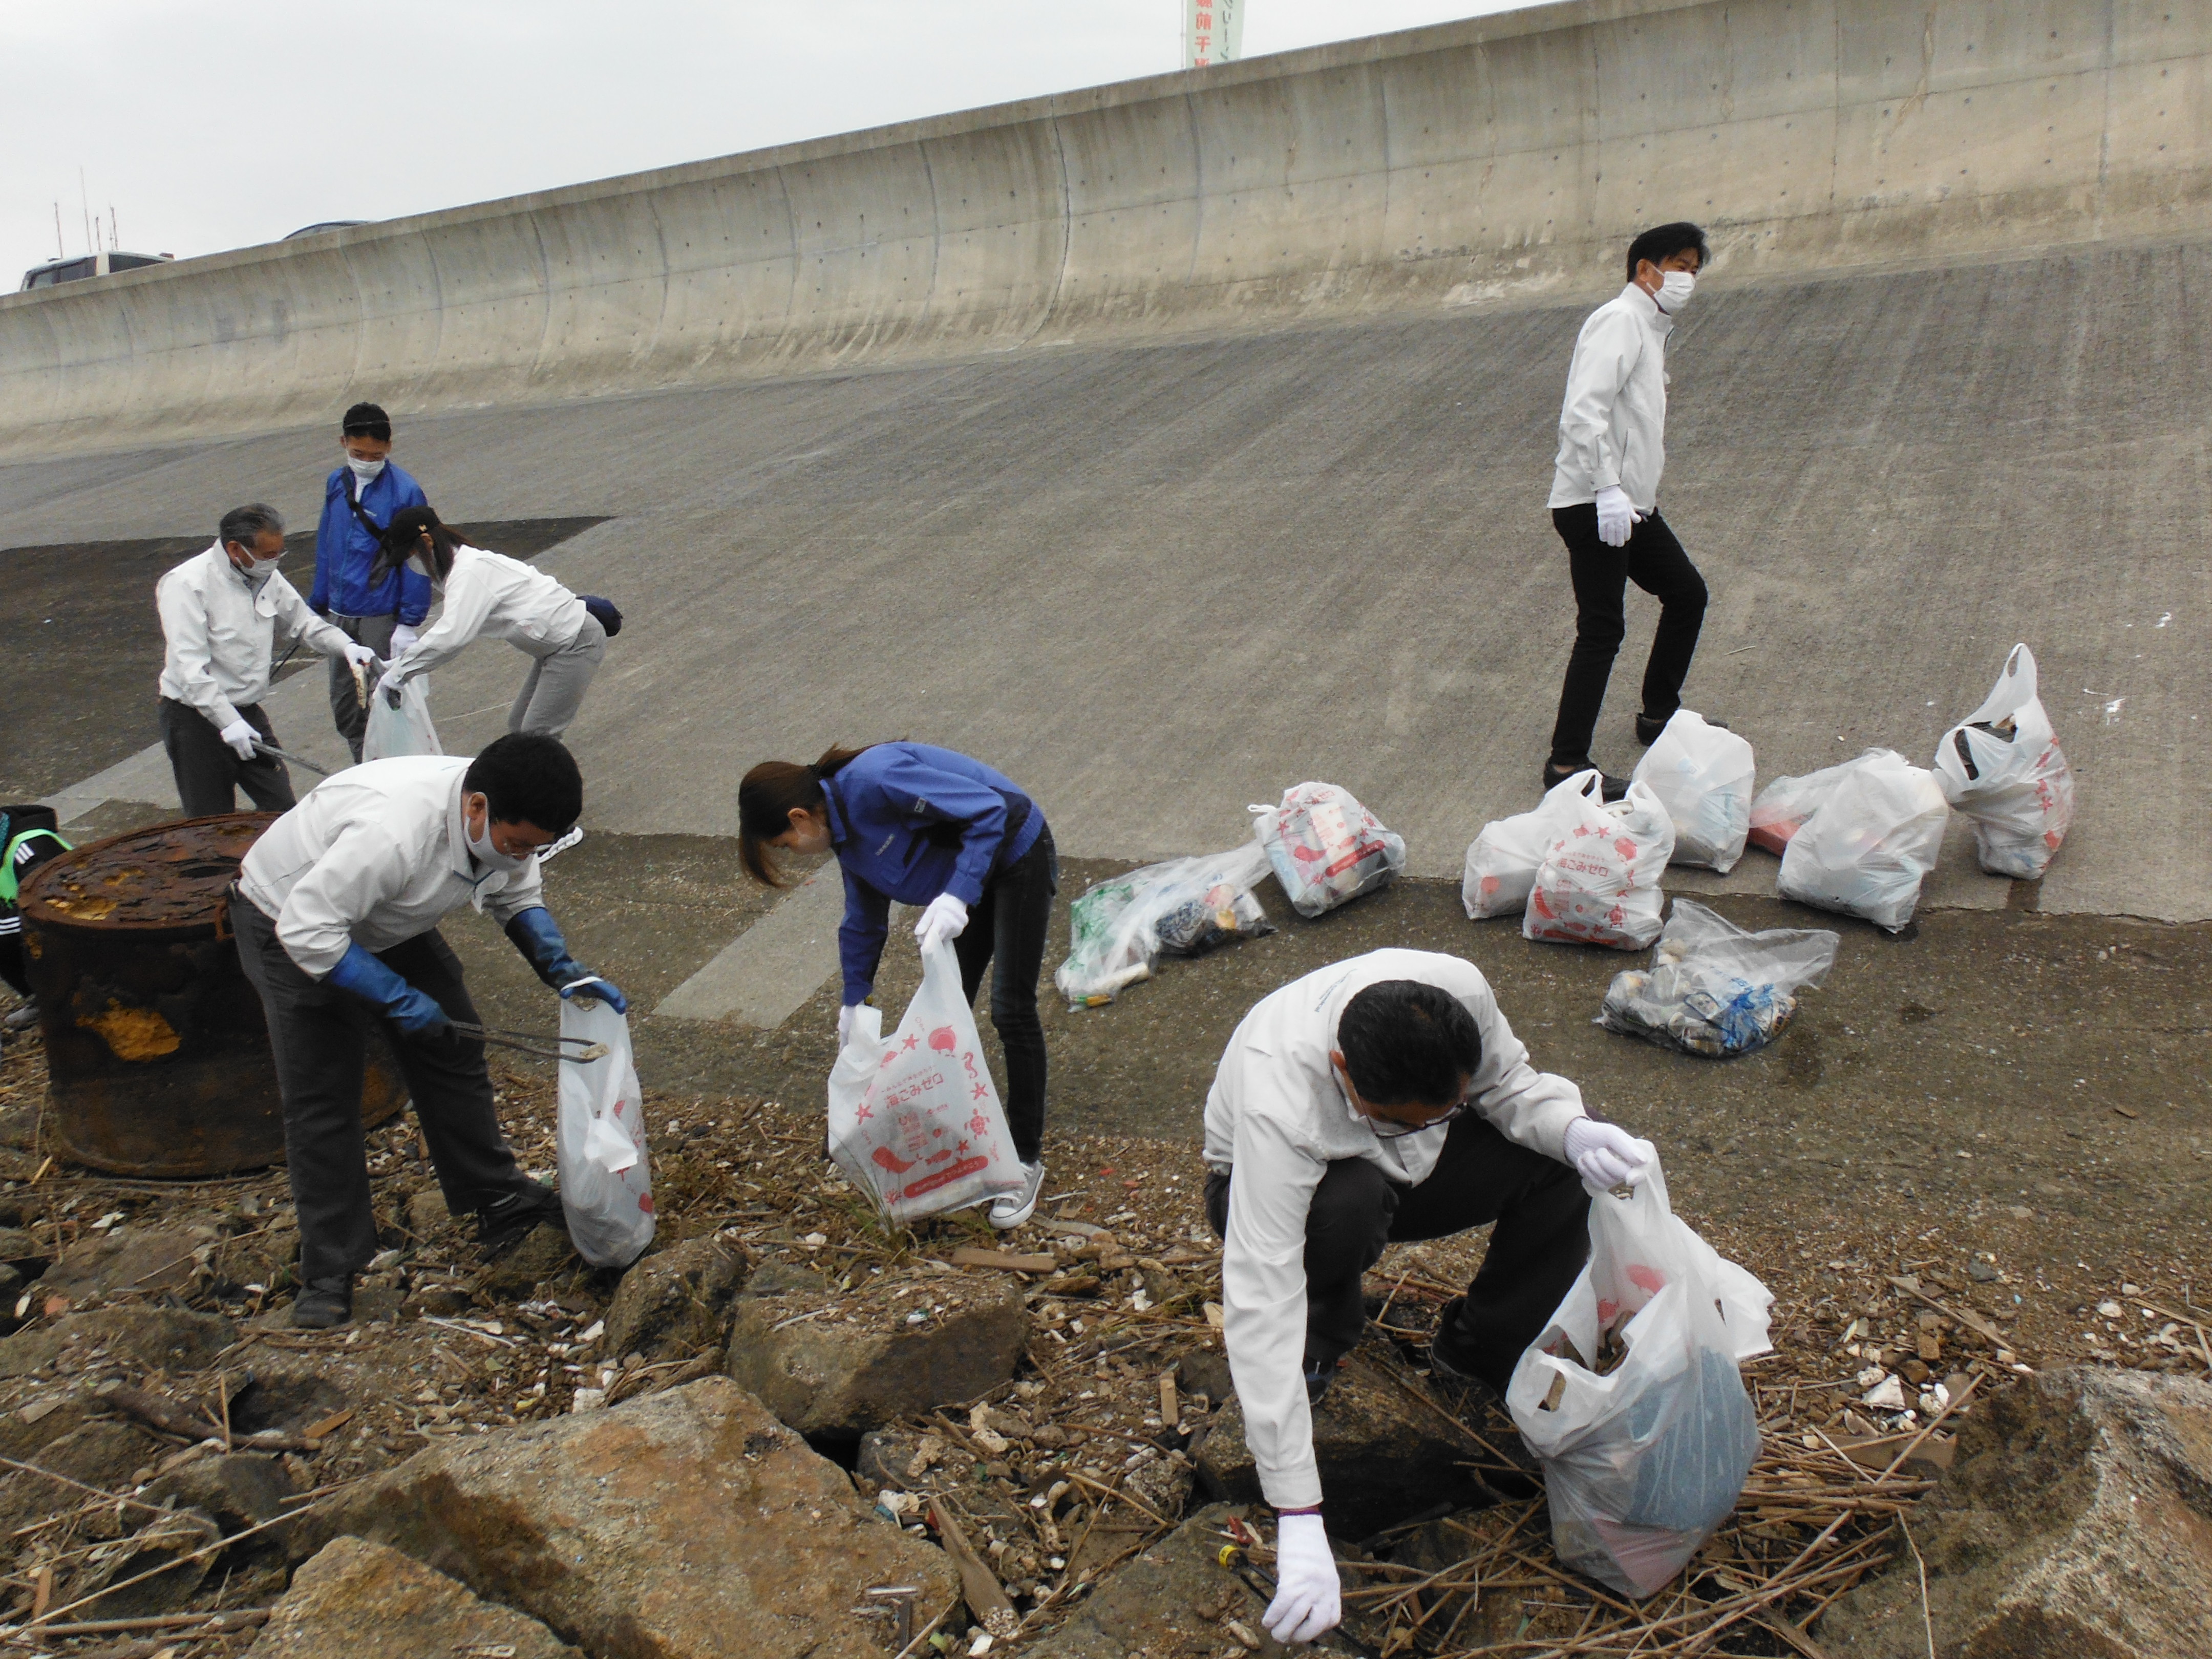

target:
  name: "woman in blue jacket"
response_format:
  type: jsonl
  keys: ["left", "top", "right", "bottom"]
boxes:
{"left": 739, "top": 742, "right": 1056, "bottom": 1227}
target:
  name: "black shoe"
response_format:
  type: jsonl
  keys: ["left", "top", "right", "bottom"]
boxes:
{"left": 1303, "top": 1355, "right": 1341, "bottom": 1406}
{"left": 477, "top": 1184, "right": 563, "bottom": 1257}
{"left": 1636, "top": 711, "right": 1729, "bottom": 745}
{"left": 291, "top": 1276, "right": 354, "bottom": 1330}
{"left": 1542, "top": 760, "right": 1627, "bottom": 802}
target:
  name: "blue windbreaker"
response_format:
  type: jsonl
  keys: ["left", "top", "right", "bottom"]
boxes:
{"left": 822, "top": 742, "right": 1046, "bottom": 1005}
{"left": 309, "top": 463, "right": 432, "bottom": 623}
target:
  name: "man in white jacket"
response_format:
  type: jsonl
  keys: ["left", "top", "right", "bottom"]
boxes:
{"left": 156, "top": 504, "right": 379, "bottom": 816}
{"left": 1544, "top": 222, "right": 1713, "bottom": 799}
{"left": 1204, "top": 950, "right": 1656, "bottom": 1644}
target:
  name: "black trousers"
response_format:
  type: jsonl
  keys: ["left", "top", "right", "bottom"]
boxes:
{"left": 325, "top": 612, "right": 397, "bottom": 764}
{"left": 159, "top": 698, "right": 295, "bottom": 819}
{"left": 1207, "top": 1113, "right": 1590, "bottom": 1393}
{"left": 230, "top": 895, "right": 543, "bottom": 1283}
{"left": 952, "top": 825, "right": 1058, "bottom": 1163}
{"left": 1547, "top": 503, "right": 1708, "bottom": 767}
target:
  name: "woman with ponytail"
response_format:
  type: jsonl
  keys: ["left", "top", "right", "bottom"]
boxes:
{"left": 740, "top": 742, "right": 1057, "bottom": 1227}
{"left": 368, "top": 506, "right": 615, "bottom": 739}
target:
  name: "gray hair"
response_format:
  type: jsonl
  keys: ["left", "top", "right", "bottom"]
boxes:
{"left": 218, "top": 502, "right": 285, "bottom": 550}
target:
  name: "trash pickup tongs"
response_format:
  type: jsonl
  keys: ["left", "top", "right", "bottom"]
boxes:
{"left": 450, "top": 1022, "right": 609, "bottom": 1064}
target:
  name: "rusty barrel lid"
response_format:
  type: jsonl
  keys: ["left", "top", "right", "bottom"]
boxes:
{"left": 21, "top": 812, "right": 279, "bottom": 938}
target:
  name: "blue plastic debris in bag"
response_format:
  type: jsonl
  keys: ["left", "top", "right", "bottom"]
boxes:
{"left": 1599, "top": 900, "right": 1838, "bottom": 1058}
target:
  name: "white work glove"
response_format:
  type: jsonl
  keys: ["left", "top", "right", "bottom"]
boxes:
{"left": 1563, "top": 1117, "right": 1657, "bottom": 1196}
{"left": 217, "top": 718, "right": 260, "bottom": 761}
{"left": 1594, "top": 485, "right": 1643, "bottom": 548}
{"left": 913, "top": 893, "right": 969, "bottom": 953}
{"left": 837, "top": 1003, "right": 860, "bottom": 1047}
{"left": 389, "top": 623, "right": 420, "bottom": 656}
{"left": 341, "top": 642, "right": 379, "bottom": 670}
{"left": 374, "top": 666, "right": 407, "bottom": 709}
{"left": 1264, "top": 1513, "right": 1342, "bottom": 1644}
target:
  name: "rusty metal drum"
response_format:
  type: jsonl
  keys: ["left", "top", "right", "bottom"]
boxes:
{"left": 19, "top": 812, "right": 406, "bottom": 1177}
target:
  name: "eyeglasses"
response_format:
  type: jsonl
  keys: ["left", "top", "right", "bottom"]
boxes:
{"left": 1364, "top": 1099, "right": 1468, "bottom": 1139}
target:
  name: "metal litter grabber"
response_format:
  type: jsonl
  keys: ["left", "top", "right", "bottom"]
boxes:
{"left": 252, "top": 739, "right": 335, "bottom": 777}
{"left": 449, "top": 1021, "right": 609, "bottom": 1064}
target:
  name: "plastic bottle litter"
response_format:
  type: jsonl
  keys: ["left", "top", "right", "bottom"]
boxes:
{"left": 1523, "top": 778, "right": 1675, "bottom": 950}
{"left": 1932, "top": 643, "right": 2074, "bottom": 878}
{"left": 1055, "top": 843, "right": 1275, "bottom": 1009}
{"left": 1599, "top": 900, "right": 1839, "bottom": 1057}
{"left": 1250, "top": 782, "right": 1405, "bottom": 919}
{"left": 1629, "top": 711, "right": 1755, "bottom": 873}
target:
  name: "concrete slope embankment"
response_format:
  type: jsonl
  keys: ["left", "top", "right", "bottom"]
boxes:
{"left": 2, "top": 0, "right": 2206, "bottom": 454}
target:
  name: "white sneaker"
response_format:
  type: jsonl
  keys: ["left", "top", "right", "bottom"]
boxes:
{"left": 989, "top": 1161, "right": 1045, "bottom": 1230}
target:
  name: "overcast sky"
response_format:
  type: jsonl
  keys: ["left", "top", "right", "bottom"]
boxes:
{"left": 2, "top": 1, "right": 1527, "bottom": 283}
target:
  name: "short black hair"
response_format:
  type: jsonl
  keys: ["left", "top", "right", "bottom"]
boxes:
{"left": 218, "top": 503, "right": 285, "bottom": 549}
{"left": 342, "top": 401, "right": 392, "bottom": 441}
{"left": 1337, "top": 980, "right": 1482, "bottom": 1109}
{"left": 463, "top": 734, "right": 582, "bottom": 834}
{"left": 1625, "top": 222, "right": 1709, "bottom": 282}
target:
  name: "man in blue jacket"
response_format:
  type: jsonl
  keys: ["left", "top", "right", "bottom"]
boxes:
{"left": 311, "top": 402, "right": 431, "bottom": 760}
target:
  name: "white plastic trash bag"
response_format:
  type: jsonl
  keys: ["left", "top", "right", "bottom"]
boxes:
{"left": 1746, "top": 757, "right": 1863, "bottom": 858}
{"left": 1508, "top": 1161, "right": 1772, "bottom": 1598}
{"left": 1463, "top": 770, "right": 1601, "bottom": 920}
{"left": 1600, "top": 900, "right": 1839, "bottom": 1057}
{"left": 362, "top": 677, "right": 441, "bottom": 761}
{"left": 828, "top": 938, "right": 1025, "bottom": 1223}
{"left": 1776, "top": 749, "right": 1948, "bottom": 932}
{"left": 1056, "top": 843, "right": 1275, "bottom": 1008}
{"left": 1932, "top": 644, "right": 2074, "bottom": 879}
{"left": 1523, "top": 779, "right": 1675, "bottom": 950}
{"left": 1630, "top": 712, "right": 1755, "bottom": 873}
{"left": 556, "top": 993, "right": 655, "bottom": 1268}
{"left": 1251, "top": 782, "right": 1406, "bottom": 919}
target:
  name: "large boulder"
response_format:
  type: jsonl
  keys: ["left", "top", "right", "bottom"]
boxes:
{"left": 246, "top": 1536, "right": 581, "bottom": 1658}
{"left": 1194, "top": 1355, "right": 1500, "bottom": 1541}
{"left": 37, "top": 1224, "right": 202, "bottom": 1308}
{"left": 0, "top": 1307, "right": 234, "bottom": 1379}
{"left": 312, "top": 1375, "right": 958, "bottom": 1659}
{"left": 0, "top": 1418, "right": 166, "bottom": 1527}
{"left": 602, "top": 1232, "right": 749, "bottom": 1363}
{"left": 726, "top": 1268, "right": 1029, "bottom": 1439}
{"left": 1818, "top": 1367, "right": 2212, "bottom": 1658}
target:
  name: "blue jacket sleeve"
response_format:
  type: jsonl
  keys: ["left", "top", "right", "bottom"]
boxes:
{"left": 869, "top": 750, "right": 1009, "bottom": 907}
{"left": 394, "top": 473, "right": 431, "bottom": 625}
{"left": 310, "top": 481, "right": 342, "bottom": 613}
{"left": 839, "top": 865, "right": 891, "bottom": 1007}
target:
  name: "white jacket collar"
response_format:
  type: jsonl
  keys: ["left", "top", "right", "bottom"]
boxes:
{"left": 1620, "top": 280, "right": 1676, "bottom": 334}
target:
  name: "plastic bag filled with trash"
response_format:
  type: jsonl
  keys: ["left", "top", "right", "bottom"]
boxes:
{"left": 1055, "top": 843, "right": 1275, "bottom": 1008}
{"left": 1747, "top": 756, "right": 1865, "bottom": 857}
{"left": 363, "top": 676, "right": 441, "bottom": 761}
{"left": 1630, "top": 712, "right": 1755, "bottom": 873}
{"left": 1599, "top": 900, "right": 1839, "bottom": 1057}
{"left": 1776, "top": 749, "right": 1948, "bottom": 932}
{"left": 1463, "top": 769, "right": 1603, "bottom": 920}
{"left": 1507, "top": 1161, "right": 1772, "bottom": 1598}
{"left": 827, "top": 939, "right": 1025, "bottom": 1223}
{"left": 1524, "top": 778, "right": 1675, "bottom": 950}
{"left": 1933, "top": 643, "right": 2074, "bottom": 879}
{"left": 1251, "top": 782, "right": 1405, "bottom": 919}
{"left": 557, "top": 991, "right": 655, "bottom": 1268}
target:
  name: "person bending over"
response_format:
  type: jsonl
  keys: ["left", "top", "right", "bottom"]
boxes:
{"left": 739, "top": 741, "right": 1057, "bottom": 1227}
{"left": 230, "top": 733, "right": 626, "bottom": 1328}
{"left": 1205, "top": 949, "right": 1656, "bottom": 1642}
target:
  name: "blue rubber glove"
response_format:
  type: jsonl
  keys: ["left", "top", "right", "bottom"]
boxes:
{"left": 503, "top": 907, "right": 628, "bottom": 1014}
{"left": 324, "top": 942, "right": 450, "bottom": 1035}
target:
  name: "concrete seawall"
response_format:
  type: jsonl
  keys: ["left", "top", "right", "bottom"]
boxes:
{"left": 3, "top": 0, "right": 2204, "bottom": 454}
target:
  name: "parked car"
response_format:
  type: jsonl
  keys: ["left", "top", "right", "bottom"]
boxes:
{"left": 18, "top": 250, "right": 173, "bottom": 291}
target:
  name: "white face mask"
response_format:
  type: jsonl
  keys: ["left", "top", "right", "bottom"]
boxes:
{"left": 347, "top": 456, "right": 387, "bottom": 484}
{"left": 464, "top": 800, "right": 534, "bottom": 874}
{"left": 1656, "top": 270, "right": 1696, "bottom": 312}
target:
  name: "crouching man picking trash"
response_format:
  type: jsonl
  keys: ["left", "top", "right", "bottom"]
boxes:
{"left": 230, "top": 733, "right": 627, "bottom": 1329}
{"left": 1205, "top": 949, "right": 1656, "bottom": 1642}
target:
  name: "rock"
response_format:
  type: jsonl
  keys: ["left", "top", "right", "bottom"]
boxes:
{"left": 1175, "top": 1346, "right": 1235, "bottom": 1405}
{"left": 311, "top": 1376, "right": 957, "bottom": 1659}
{"left": 1819, "top": 1367, "right": 2212, "bottom": 1658}
{"left": 144, "top": 1451, "right": 300, "bottom": 1536}
{"left": 0, "top": 1387, "right": 96, "bottom": 1461}
{"left": 0, "top": 1307, "right": 235, "bottom": 1379}
{"left": 1194, "top": 1354, "right": 1499, "bottom": 1540}
{"left": 69, "top": 1504, "right": 223, "bottom": 1619}
{"left": 37, "top": 1225, "right": 201, "bottom": 1307}
{"left": 0, "top": 1226, "right": 46, "bottom": 1265}
{"left": 744, "top": 1260, "right": 828, "bottom": 1298}
{"left": 0, "top": 1418, "right": 167, "bottom": 1526}
{"left": 1028, "top": 1502, "right": 1356, "bottom": 1659}
{"left": 478, "top": 1224, "right": 577, "bottom": 1302}
{"left": 603, "top": 1232, "right": 749, "bottom": 1363}
{"left": 727, "top": 1268, "right": 1029, "bottom": 1439}
{"left": 402, "top": 1189, "right": 452, "bottom": 1241}
{"left": 246, "top": 1535, "right": 581, "bottom": 1658}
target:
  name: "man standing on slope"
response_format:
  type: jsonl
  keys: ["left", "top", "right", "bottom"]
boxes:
{"left": 1543, "top": 222, "right": 1716, "bottom": 798}
{"left": 312, "top": 402, "right": 431, "bottom": 761}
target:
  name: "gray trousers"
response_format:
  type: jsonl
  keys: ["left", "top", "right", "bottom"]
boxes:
{"left": 159, "top": 698, "right": 295, "bottom": 818}
{"left": 327, "top": 612, "right": 398, "bottom": 763}
{"left": 508, "top": 613, "right": 606, "bottom": 738}
{"left": 229, "top": 894, "right": 542, "bottom": 1284}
